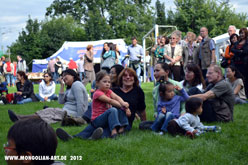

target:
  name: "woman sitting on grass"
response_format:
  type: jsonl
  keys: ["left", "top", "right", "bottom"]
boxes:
{"left": 35, "top": 72, "right": 58, "bottom": 102}
{"left": 180, "top": 63, "right": 206, "bottom": 95}
{"left": 56, "top": 71, "right": 131, "bottom": 141}
{"left": 150, "top": 81, "right": 189, "bottom": 135}
{"left": 167, "top": 97, "right": 221, "bottom": 139}
{"left": 139, "top": 62, "right": 183, "bottom": 130}
{"left": 8, "top": 69, "right": 88, "bottom": 125}
{"left": 15, "top": 71, "right": 37, "bottom": 104}
{"left": 226, "top": 65, "right": 247, "bottom": 104}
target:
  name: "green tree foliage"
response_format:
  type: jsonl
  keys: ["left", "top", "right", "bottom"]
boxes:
{"left": 155, "top": 0, "right": 166, "bottom": 25}
{"left": 39, "top": 16, "right": 86, "bottom": 59}
{"left": 167, "top": 0, "right": 247, "bottom": 37}
{"left": 45, "top": 0, "right": 154, "bottom": 44}
{"left": 10, "top": 17, "right": 42, "bottom": 65}
{"left": 9, "top": 16, "right": 86, "bottom": 69}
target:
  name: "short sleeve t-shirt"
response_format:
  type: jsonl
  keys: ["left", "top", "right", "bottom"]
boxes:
{"left": 112, "top": 86, "right": 146, "bottom": 127}
{"left": 226, "top": 78, "right": 247, "bottom": 100}
{"left": 91, "top": 89, "right": 112, "bottom": 121}
{"left": 207, "top": 79, "right": 235, "bottom": 121}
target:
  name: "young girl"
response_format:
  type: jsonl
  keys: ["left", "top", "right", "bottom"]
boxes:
{"left": 91, "top": 71, "right": 131, "bottom": 138}
{"left": 167, "top": 97, "right": 221, "bottom": 139}
{"left": 150, "top": 81, "right": 189, "bottom": 134}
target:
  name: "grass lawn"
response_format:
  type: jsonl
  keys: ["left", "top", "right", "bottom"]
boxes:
{"left": 1, "top": 83, "right": 248, "bottom": 165}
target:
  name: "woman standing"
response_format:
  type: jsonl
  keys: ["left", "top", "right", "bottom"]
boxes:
{"left": 36, "top": 72, "right": 57, "bottom": 102}
{"left": 182, "top": 32, "right": 199, "bottom": 70}
{"left": 83, "top": 44, "right": 95, "bottom": 87}
{"left": 101, "top": 42, "right": 116, "bottom": 73}
{"left": 15, "top": 71, "right": 37, "bottom": 104}
{"left": 164, "top": 33, "right": 183, "bottom": 81}
{"left": 231, "top": 28, "right": 248, "bottom": 96}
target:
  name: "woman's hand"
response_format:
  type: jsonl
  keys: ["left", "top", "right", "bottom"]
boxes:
{"left": 58, "top": 76, "right": 64, "bottom": 85}
{"left": 125, "top": 108, "right": 131, "bottom": 117}
{"left": 16, "top": 91, "right": 22, "bottom": 95}
{"left": 122, "top": 101, "right": 129, "bottom": 109}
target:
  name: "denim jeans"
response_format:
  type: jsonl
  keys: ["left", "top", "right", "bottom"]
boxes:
{"left": 79, "top": 72, "right": 84, "bottom": 82}
{"left": 151, "top": 112, "right": 175, "bottom": 132}
{"left": 17, "top": 98, "right": 32, "bottom": 104}
{"left": 5, "top": 74, "right": 14, "bottom": 85}
{"left": 75, "top": 108, "right": 128, "bottom": 139}
{"left": 53, "top": 72, "right": 59, "bottom": 84}
{"left": 35, "top": 94, "right": 58, "bottom": 102}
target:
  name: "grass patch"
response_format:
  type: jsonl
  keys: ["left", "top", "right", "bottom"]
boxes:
{"left": 1, "top": 83, "right": 248, "bottom": 164}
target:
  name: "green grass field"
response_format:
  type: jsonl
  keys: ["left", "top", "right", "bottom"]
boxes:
{"left": 1, "top": 83, "right": 248, "bottom": 165}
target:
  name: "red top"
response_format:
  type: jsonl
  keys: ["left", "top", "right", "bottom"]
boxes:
{"left": 68, "top": 60, "right": 77, "bottom": 69}
{"left": 91, "top": 89, "right": 112, "bottom": 121}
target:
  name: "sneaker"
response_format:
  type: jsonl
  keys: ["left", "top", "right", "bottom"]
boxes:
{"left": 89, "top": 127, "right": 103, "bottom": 140}
{"left": 56, "top": 128, "right": 73, "bottom": 141}
{"left": 8, "top": 110, "right": 19, "bottom": 122}
{"left": 159, "top": 131, "right": 164, "bottom": 135}
{"left": 185, "top": 131, "right": 195, "bottom": 139}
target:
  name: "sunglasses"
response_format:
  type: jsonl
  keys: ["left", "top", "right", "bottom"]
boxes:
{"left": 44, "top": 76, "right": 49, "bottom": 78}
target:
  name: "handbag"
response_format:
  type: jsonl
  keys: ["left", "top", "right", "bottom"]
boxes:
{"left": 220, "top": 58, "right": 229, "bottom": 68}
{"left": 101, "top": 57, "right": 116, "bottom": 70}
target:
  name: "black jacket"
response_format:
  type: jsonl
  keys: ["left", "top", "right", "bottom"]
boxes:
{"left": 16, "top": 80, "right": 37, "bottom": 102}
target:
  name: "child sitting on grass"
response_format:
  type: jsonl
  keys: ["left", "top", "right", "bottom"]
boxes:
{"left": 167, "top": 97, "right": 221, "bottom": 139}
{"left": 150, "top": 81, "right": 189, "bottom": 135}
{"left": 56, "top": 71, "right": 131, "bottom": 141}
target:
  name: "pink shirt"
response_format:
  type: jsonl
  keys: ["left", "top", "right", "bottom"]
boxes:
{"left": 91, "top": 89, "right": 112, "bottom": 121}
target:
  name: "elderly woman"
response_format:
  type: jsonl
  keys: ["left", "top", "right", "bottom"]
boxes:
{"left": 164, "top": 33, "right": 183, "bottom": 81}
{"left": 35, "top": 72, "right": 57, "bottom": 102}
{"left": 180, "top": 63, "right": 206, "bottom": 95}
{"left": 182, "top": 32, "right": 199, "bottom": 70}
{"left": 8, "top": 69, "right": 88, "bottom": 125}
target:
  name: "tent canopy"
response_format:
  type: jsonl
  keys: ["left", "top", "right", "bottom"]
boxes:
{"left": 32, "top": 39, "right": 128, "bottom": 72}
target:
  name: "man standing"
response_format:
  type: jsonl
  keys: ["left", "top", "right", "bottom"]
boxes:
{"left": 127, "top": 37, "right": 144, "bottom": 83}
{"left": 17, "top": 55, "right": 27, "bottom": 72}
{"left": 191, "top": 65, "right": 235, "bottom": 122}
{"left": 197, "top": 27, "right": 216, "bottom": 78}
{"left": 77, "top": 56, "right": 85, "bottom": 82}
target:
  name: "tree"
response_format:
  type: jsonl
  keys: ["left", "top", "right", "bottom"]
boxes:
{"left": 10, "top": 16, "right": 42, "bottom": 67}
{"left": 45, "top": 0, "right": 154, "bottom": 44}
{"left": 39, "top": 16, "right": 87, "bottom": 59}
{"left": 155, "top": 0, "right": 166, "bottom": 25}
{"left": 167, "top": 0, "right": 247, "bottom": 37}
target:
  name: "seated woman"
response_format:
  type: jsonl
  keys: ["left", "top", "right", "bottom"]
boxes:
{"left": 8, "top": 69, "right": 88, "bottom": 125}
{"left": 226, "top": 65, "right": 247, "bottom": 104}
{"left": 139, "top": 62, "right": 182, "bottom": 130}
{"left": 180, "top": 63, "right": 206, "bottom": 95}
{"left": 36, "top": 72, "right": 57, "bottom": 102}
{"left": 110, "top": 64, "right": 124, "bottom": 88}
{"left": 15, "top": 71, "right": 37, "bottom": 104}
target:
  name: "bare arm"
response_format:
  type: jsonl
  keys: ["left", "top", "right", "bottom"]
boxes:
{"left": 233, "top": 84, "right": 242, "bottom": 95}
{"left": 211, "top": 49, "right": 216, "bottom": 64}
{"left": 190, "top": 90, "right": 215, "bottom": 101}
{"left": 110, "top": 92, "right": 129, "bottom": 108}
{"left": 98, "top": 94, "right": 122, "bottom": 108}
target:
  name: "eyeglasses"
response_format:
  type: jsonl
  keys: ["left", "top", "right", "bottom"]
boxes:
{"left": 3, "top": 142, "right": 16, "bottom": 153}
{"left": 44, "top": 76, "right": 49, "bottom": 78}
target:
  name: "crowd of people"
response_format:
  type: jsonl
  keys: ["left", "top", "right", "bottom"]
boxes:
{"left": 3, "top": 25, "right": 248, "bottom": 164}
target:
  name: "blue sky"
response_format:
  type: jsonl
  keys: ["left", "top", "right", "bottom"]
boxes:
{"left": 0, "top": 0, "right": 247, "bottom": 53}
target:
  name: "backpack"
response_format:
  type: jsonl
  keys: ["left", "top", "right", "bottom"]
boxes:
{"left": 6, "top": 63, "right": 12, "bottom": 72}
